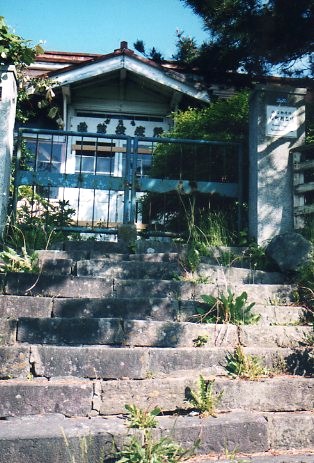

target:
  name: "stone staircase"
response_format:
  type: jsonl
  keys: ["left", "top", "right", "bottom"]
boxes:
{"left": 0, "top": 240, "right": 313, "bottom": 463}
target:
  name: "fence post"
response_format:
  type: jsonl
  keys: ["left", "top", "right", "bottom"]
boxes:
{"left": 248, "top": 84, "right": 306, "bottom": 245}
{"left": 0, "top": 65, "right": 17, "bottom": 237}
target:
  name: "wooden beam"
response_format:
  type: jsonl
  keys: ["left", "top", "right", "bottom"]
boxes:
{"left": 72, "top": 144, "right": 152, "bottom": 154}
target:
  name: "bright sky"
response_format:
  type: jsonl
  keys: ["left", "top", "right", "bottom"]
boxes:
{"left": 2, "top": 0, "right": 208, "bottom": 59}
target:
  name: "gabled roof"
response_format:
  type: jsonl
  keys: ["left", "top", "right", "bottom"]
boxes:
{"left": 38, "top": 42, "right": 210, "bottom": 104}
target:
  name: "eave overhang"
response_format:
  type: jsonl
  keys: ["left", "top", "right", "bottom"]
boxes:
{"left": 49, "top": 53, "right": 210, "bottom": 104}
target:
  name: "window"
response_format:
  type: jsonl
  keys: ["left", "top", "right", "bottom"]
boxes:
{"left": 74, "top": 141, "right": 115, "bottom": 175}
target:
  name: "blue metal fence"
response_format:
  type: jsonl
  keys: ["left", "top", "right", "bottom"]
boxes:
{"left": 13, "top": 128, "right": 243, "bottom": 236}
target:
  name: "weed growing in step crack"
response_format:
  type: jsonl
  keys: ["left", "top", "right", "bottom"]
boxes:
{"left": 197, "top": 289, "right": 260, "bottom": 325}
{"left": 192, "top": 335, "right": 209, "bottom": 347}
{"left": 225, "top": 345, "right": 269, "bottom": 380}
{"left": 124, "top": 404, "right": 161, "bottom": 429}
{"left": 185, "top": 375, "right": 223, "bottom": 417}
{"left": 116, "top": 430, "right": 194, "bottom": 463}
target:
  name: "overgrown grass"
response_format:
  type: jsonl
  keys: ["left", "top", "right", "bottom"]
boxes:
{"left": 196, "top": 290, "right": 260, "bottom": 325}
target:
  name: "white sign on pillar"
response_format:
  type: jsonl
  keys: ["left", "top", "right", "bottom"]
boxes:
{"left": 266, "top": 105, "right": 298, "bottom": 138}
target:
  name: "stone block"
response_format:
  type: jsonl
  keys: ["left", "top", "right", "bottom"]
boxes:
{"left": 196, "top": 265, "right": 285, "bottom": 285}
{"left": 76, "top": 260, "right": 179, "bottom": 279}
{"left": 0, "top": 414, "right": 128, "bottom": 463}
{"left": 123, "top": 320, "right": 238, "bottom": 347}
{"left": 0, "top": 295, "right": 52, "bottom": 318}
{"left": 266, "top": 233, "right": 312, "bottom": 273}
{"left": 31, "top": 345, "right": 149, "bottom": 379}
{"left": 5, "top": 273, "right": 114, "bottom": 298}
{"left": 147, "top": 347, "right": 228, "bottom": 376}
{"left": 218, "top": 377, "right": 313, "bottom": 412}
{"left": 156, "top": 412, "right": 268, "bottom": 453}
{"left": 52, "top": 297, "right": 179, "bottom": 321}
{"left": 238, "top": 325, "right": 313, "bottom": 348}
{"left": 0, "top": 378, "right": 93, "bottom": 417}
{"left": 17, "top": 317, "right": 123, "bottom": 345}
{"left": 98, "top": 376, "right": 313, "bottom": 416}
{"left": 0, "top": 346, "right": 30, "bottom": 378}
{"left": 99, "top": 376, "right": 197, "bottom": 414}
{"left": 254, "top": 304, "right": 307, "bottom": 325}
{"left": 193, "top": 283, "right": 297, "bottom": 306}
{"left": 266, "top": 411, "right": 314, "bottom": 449}
{"left": 40, "top": 258, "right": 73, "bottom": 275}
{"left": 129, "top": 252, "right": 179, "bottom": 262}
{"left": 0, "top": 319, "right": 17, "bottom": 345}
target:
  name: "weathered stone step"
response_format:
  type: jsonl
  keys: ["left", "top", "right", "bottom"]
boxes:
{"left": 12, "top": 318, "right": 312, "bottom": 348}
{"left": 38, "top": 249, "right": 180, "bottom": 263}
{"left": 186, "top": 452, "right": 314, "bottom": 463}
{"left": 1, "top": 345, "right": 310, "bottom": 380}
{"left": 0, "top": 411, "right": 313, "bottom": 462}
{"left": 75, "top": 260, "right": 180, "bottom": 279}
{"left": 0, "top": 376, "right": 312, "bottom": 419}
{"left": 0, "top": 295, "right": 307, "bottom": 325}
{"left": 74, "top": 260, "right": 285, "bottom": 284}
{"left": 3, "top": 273, "right": 297, "bottom": 303}
{"left": 37, "top": 251, "right": 286, "bottom": 284}
{"left": 61, "top": 239, "right": 185, "bottom": 255}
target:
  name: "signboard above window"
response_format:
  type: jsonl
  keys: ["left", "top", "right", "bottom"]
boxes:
{"left": 266, "top": 105, "right": 298, "bottom": 138}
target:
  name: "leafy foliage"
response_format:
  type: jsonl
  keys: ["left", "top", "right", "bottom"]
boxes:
{"left": 0, "top": 245, "right": 38, "bottom": 273}
{"left": 16, "top": 75, "right": 63, "bottom": 126}
{"left": 141, "top": 91, "right": 248, "bottom": 237}
{"left": 4, "top": 186, "right": 75, "bottom": 251}
{"left": 197, "top": 289, "right": 260, "bottom": 325}
{"left": 124, "top": 404, "right": 161, "bottom": 429}
{"left": 296, "top": 253, "right": 314, "bottom": 312}
{"left": 185, "top": 375, "right": 223, "bottom": 417}
{"left": 116, "top": 430, "right": 191, "bottom": 463}
{"left": 225, "top": 345, "right": 269, "bottom": 380}
{"left": 0, "top": 16, "right": 62, "bottom": 126}
{"left": 179, "top": 0, "right": 313, "bottom": 77}
{"left": 193, "top": 335, "right": 209, "bottom": 347}
{"left": 0, "top": 16, "right": 43, "bottom": 66}
{"left": 133, "top": 40, "right": 164, "bottom": 62}
{"left": 172, "top": 31, "right": 200, "bottom": 63}
{"left": 167, "top": 91, "right": 249, "bottom": 142}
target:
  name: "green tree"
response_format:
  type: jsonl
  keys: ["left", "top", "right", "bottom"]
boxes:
{"left": 141, "top": 92, "right": 249, "bottom": 236}
{"left": 0, "top": 16, "right": 62, "bottom": 126}
{"left": 179, "top": 0, "right": 313, "bottom": 77}
{"left": 133, "top": 40, "right": 164, "bottom": 62}
{"left": 0, "top": 16, "right": 43, "bottom": 66}
{"left": 167, "top": 90, "right": 249, "bottom": 141}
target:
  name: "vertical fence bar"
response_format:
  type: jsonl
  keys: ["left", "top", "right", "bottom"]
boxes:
{"left": 12, "top": 129, "right": 23, "bottom": 222}
{"left": 128, "top": 137, "right": 137, "bottom": 224}
{"left": 237, "top": 144, "right": 244, "bottom": 232}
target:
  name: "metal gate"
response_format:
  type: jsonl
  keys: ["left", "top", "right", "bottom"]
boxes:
{"left": 13, "top": 128, "right": 243, "bottom": 236}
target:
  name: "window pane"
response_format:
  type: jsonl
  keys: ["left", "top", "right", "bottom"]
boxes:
{"left": 96, "top": 157, "right": 111, "bottom": 174}
{"left": 75, "top": 156, "right": 95, "bottom": 172}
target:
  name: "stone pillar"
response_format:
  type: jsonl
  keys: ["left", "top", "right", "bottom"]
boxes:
{"left": 0, "top": 65, "right": 17, "bottom": 237}
{"left": 249, "top": 85, "right": 306, "bottom": 245}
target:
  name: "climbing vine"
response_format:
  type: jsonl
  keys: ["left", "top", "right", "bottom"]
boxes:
{"left": 0, "top": 16, "right": 62, "bottom": 126}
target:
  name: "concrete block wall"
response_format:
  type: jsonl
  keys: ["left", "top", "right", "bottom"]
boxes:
{"left": 249, "top": 85, "right": 306, "bottom": 244}
{"left": 0, "top": 65, "right": 17, "bottom": 236}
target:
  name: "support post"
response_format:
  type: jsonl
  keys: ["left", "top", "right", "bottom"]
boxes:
{"left": 0, "top": 65, "right": 17, "bottom": 237}
{"left": 249, "top": 85, "right": 306, "bottom": 245}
